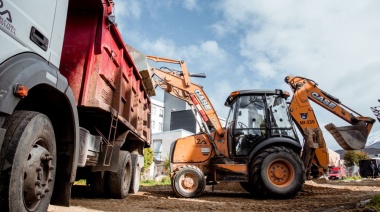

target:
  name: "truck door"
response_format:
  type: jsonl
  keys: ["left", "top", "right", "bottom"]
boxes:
{"left": 0, "top": 0, "right": 66, "bottom": 66}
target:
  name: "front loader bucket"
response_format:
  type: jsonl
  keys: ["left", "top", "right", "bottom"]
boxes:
{"left": 325, "top": 123, "right": 368, "bottom": 150}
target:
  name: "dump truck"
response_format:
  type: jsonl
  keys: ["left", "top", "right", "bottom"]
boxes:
{"left": 137, "top": 55, "right": 375, "bottom": 198}
{"left": 0, "top": 0, "right": 154, "bottom": 211}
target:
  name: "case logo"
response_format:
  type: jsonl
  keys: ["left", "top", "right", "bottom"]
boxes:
{"left": 311, "top": 92, "right": 337, "bottom": 109}
{"left": 195, "top": 90, "right": 212, "bottom": 111}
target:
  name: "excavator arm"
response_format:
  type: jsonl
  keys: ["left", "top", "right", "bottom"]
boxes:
{"left": 285, "top": 76, "right": 375, "bottom": 177}
{"left": 146, "top": 56, "right": 224, "bottom": 138}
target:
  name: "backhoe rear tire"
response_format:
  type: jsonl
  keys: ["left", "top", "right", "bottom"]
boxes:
{"left": 172, "top": 165, "right": 206, "bottom": 198}
{"left": 107, "top": 151, "right": 132, "bottom": 199}
{"left": 250, "top": 146, "right": 305, "bottom": 198}
{"left": 0, "top": 111, "right": 56, "bottom": 211}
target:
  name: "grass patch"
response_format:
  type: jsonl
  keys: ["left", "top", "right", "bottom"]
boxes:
{"left": 342, "top": 176, "right": 361, "bottom": 181}
{"left": 74, "top": 179, "right": 86, "bottom": 186}
{"left": 141, "top": 176, "right": 171, "bottom": 186}
{"left": 365, "top": 195, "right": 380, "bottom": 211}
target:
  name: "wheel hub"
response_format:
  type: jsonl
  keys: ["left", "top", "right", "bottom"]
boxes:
{"left": 183, "top": 176, "right": 195, "bottom": 188}
{"left": 268, "top": 160, "right": 294, "bottom": 187}
{"left": 23, "top": 143, "right": 54, "bottom": 210}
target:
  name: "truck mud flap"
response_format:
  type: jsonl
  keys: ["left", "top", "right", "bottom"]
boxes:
{"left": 325, "top": 123, "right": 368, "bottom": 150}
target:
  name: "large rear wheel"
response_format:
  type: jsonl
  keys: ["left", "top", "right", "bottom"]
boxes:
{"left": 0, "top": 111, "right": 56, "bottom": 211}
{"left": 172, "top": 165, "right": 206, "bottom": 198}
{"left": 250, "top": 146, "right": 305, "bottom": 198}
{"left": 107, "top": 151, "right": 132, "bottom": 199}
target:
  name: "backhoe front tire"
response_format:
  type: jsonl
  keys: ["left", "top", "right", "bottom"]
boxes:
{"left": 0, "top": 111, "right": 56, "bottom": 211}
{"left": 107, "top": 151, "right": 132, "bottom": 199}
{"left": 250, "top": 146, "right": 305, "bottom": 198}
{"left": 172, "top": 165, "right": 206, "bottom": 198}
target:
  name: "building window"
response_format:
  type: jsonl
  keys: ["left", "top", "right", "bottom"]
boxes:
{"left": 152, "top": 106, "right": 156, "bottom": 116}
{"left": 152, "top": 120, "right": 155, "bottom": 129}
{"left": 159, "top": 122, "right": 163, "bottom": 131}
{"left": 153, "top": 140, "right": 162, "bottom": 161}
{"left": 159, "top": 109, "right": 163, "bottom": 117}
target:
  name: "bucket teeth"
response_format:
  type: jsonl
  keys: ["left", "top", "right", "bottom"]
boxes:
{"left": 325, "top": 123, "right": 368, "bottom": 150}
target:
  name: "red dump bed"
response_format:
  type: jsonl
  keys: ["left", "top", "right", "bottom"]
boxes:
{"left": 59, "top": 0, "right": 151, "bottom": 144}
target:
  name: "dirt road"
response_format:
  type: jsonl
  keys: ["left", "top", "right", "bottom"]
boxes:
{"left": 48, "top": 179, "right": 380, "bottom": 212}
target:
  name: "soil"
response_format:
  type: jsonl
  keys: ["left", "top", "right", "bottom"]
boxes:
{"left": 48, "top": 178, "right": 380, "bottom": 212}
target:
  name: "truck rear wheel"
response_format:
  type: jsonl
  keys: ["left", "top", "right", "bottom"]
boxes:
{"left": 172, "top": 165, "right": 206, "bottom": 198}
{"left": 107, "top": 151, "right": 132, "bottom": 198}
{"left": 129, "top": 154, "right": 141, "bottom": 194}
{"left": 0, "top": 111, "right": 56, "bottom": 211}
{"left": 251, "top": 146, "right": 305, "bottom": 198}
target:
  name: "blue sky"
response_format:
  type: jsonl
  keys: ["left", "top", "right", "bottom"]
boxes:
{"left": 114, "top": 0, "right": 380, "bottom": 150}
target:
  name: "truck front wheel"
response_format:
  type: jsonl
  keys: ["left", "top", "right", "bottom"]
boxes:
{"left": 251, "top": 146, "right": 305, "bottom": 198}
{"left": 0, "top": 111, "right": 56, "bottom": 211}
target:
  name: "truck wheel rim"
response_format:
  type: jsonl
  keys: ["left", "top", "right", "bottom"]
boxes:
{"left": 179, "top": 173, "right": 198, "bottom": 193}
{"left": 267, "top": 159, "right": 295, "bottom": 188}
{"left": 23, "top": 139, "right": 54, "bottom": 211}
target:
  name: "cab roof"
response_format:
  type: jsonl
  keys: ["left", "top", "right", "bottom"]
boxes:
{"left": 224, "top": 89, "right": 287, "bottom": 107}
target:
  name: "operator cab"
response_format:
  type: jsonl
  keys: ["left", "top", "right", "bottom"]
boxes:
{"left": 224, "top": 89, "right": 299, "bottom": 156}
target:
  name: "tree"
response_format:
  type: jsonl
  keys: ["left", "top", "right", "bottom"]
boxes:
{"left": 344, "top": 150, "right": 370, "bottom": 167}
{"left": 144, "top": 147, "right": 154, "bottom": 170}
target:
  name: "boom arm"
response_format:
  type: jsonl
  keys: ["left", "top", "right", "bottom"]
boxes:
{"left": 285, "top": 76, "right": 375, "bottom": 177}
{"left": 147, "top": 56, "right": 224, "bottom": 137}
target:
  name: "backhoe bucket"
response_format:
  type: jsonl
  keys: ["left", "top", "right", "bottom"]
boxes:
{"left": 325, "top": 123, "right": 368, "bottom": 150}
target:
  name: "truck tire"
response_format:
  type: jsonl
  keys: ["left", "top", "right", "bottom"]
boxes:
{"left": 129, "top": 154, "right": 141, "bottom": 194}
{"left": 0, "top": 110, "right": 56, "bottom": 211}
{"left": 172, "top": 165, "right": 206, "bottom": 198}
{"left": 250, "top": 146, "right": 305, "bottom": 198}
{"left": 107, "top": 151, "right": 132, "bottom": 199}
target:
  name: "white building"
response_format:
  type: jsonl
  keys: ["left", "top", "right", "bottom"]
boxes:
{"left": 152, "top": 129, "right": 194, "bottom": 162}
{"left": 151, "top": 98, "right": 164, "bottom": 133}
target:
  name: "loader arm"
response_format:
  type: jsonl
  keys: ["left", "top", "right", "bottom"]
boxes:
{"left": 147, "top": 56, "right": 224, "bottom": 138}
{"left": 285, "top": 76, "right": 375, "bottom": 177}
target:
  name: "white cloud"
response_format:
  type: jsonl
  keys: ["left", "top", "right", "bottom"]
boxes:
{"left": 183, "top": 0, "right": 199, "bottom": 11}
{"left": 212, "top": 0, "right": 380, "bottom": 149}
{"left": 114, "top": 0, "right": 141, "bottom": 20}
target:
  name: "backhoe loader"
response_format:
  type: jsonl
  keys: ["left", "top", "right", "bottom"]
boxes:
{"left": 141, "top": 56, "right": 375, "bottom": 198}
{"left": 285, "top": 76, "right": 375, "bottom": 178}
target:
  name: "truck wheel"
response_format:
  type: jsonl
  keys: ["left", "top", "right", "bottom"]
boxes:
{"left": 251, "top": 146, "right": 305, "bottom": 198}
{"left": 172, "top": 165, "right": 206, "bottom": 198}
{"left": 0, "top": 111, "right": 56, "bottom": 211}
{"left": 107, "top": 151, "right": 132, "bottom": 198}
{"left": 129, "top": 154, "right": 141, "bottom": 194}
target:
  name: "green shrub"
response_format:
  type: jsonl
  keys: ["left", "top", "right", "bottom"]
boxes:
{"left": 365, "top": 195, "right": 380, "bottom": 211}
{"left": 144, "top": 147, "right": 154, "bottom": 170}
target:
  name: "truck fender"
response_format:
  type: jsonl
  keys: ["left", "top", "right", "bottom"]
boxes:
{"left": 248, "top": 137, "right": 302, "bottom": 163}
{"left": 0, "top": 53, "right": 80, "bottom": 205}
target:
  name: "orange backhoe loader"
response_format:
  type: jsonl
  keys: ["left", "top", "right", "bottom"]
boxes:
{"left": 285, "top": 76, "right": 375, "bottom": 178}
{"left": 142, "top": 56, "right": 375, "bottom": 198}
